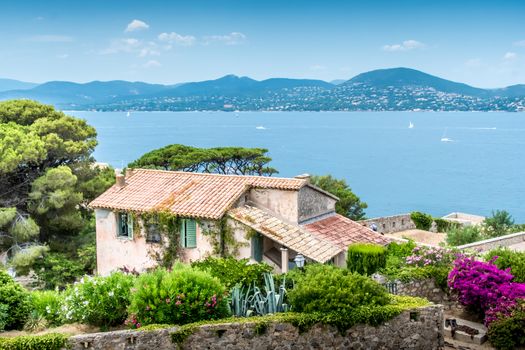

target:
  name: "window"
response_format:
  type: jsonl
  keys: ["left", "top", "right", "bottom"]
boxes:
{"left": 117, "top": 212, "right": 133, "bottom": 238}
{"left": 146, "top": 222, "right": 161, "bottom": 243}
{"left": 180, "top": 219, "right": 197, "bottom": 248}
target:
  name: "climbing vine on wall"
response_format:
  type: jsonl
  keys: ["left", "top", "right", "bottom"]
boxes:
{"left": 199, "top": 217, "right": 248, "bottom": 258}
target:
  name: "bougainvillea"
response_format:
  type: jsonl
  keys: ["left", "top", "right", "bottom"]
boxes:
{"left": 448, "top": 256, "right": 525, "bottom": 326}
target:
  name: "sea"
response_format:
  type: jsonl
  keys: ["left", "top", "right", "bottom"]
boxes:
{"left": 68, "top": 111, "right": 525, "bottom": 222}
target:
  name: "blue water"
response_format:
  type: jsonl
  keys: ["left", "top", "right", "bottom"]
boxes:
{"left": 69, "top": 111, "right": 525, "bottom": 221}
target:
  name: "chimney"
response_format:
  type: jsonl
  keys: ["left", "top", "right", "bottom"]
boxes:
{"left": 126, "top": 168, "right": 135, "bottom": 178}
{"left": 294, "top": 173, "right": 311, "bottom": 183}
{"left": 116, "top": 174, "right": 126, "bottom": 188}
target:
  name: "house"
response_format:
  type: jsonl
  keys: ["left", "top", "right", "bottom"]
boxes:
{"left": 89, "top": 169, "right": 390, "bottom": 275}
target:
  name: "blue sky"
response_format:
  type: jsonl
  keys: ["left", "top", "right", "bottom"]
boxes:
{"left": 0, "top": 0, "right": 524, "bottom": 88}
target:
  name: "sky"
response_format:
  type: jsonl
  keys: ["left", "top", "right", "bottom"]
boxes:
{"left": 0, "top": 0, "right": 524, "bottom": 88}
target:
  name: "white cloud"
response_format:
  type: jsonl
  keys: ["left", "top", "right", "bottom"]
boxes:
{"left": 513, "top": 40, "right": 525, "bottom": 47}
{"left": 503, "top": 52, "right": 518, "bottom": 60}
{"left": 202, "top": 32, "right": 247, "bottom": 45}
{"left": 143, "top": 60, "right": 161, "bottom": 68}
{"left": 125, "top": 19, "right": 149, "bottom": 32}
{"left": 309, "top": 65, "right": 326, "bottom": 71}
{"left": 158, "top": 32, "right": 196, "bottom": 46}
{"left": 100, "top": 38, "right": 142, "bottom": 55}
{"left": 26, "top": 35, "right": 74, "bottom": 43}
{"left": 56, "top": 53, "right": 69, "bottom": 59}
{"left": 382, "top": 40, "right": 425, "bottom": 52}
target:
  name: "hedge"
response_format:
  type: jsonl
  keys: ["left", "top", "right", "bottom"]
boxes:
{"left": 347, "top": 243, "right": 387, "bottom": 275}
{"left": 0, "top": 333, "right": 68, "bottom": 350}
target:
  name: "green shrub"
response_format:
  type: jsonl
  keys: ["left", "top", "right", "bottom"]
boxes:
{"left": 23, "top": 311, "right": 48, "bottom": 333}
{"left": 446, "top": 225, "right": 483, "bottom": 246}
{"left": 484, "top": 210, "right": 515, "bottom": 238}
{"left": 434, "top": 218, "right": 458, "bottom": 232}
{"left": 486, "top": 248, "right": 525, "bottom": 283}
{"left": 191, "top": 257, "right": 273, "bottom": 288}
{"left": 346, "top": 243, "right": 387, "bottom": 275}
{"left": 0, "top": 333, "right": 68, "bottom": 350}
{"left": 62, "top": 272, "right": 134, "bottom": 329}
{"left": 128, "top": 264, "right": 229, "bottom": 327}
{"left": 287, "top": 264, "right": 390, "bottom": 315}
{"left": 32, "top": 252, "right": 85, "bottom": 290}
{"left": 0, "top": 271, "right": 31, "bottom": 330}
{"left": 29, "top": 291, "right": 64, "bottom": 327}
{"left": 488, "top": 310, "right": 525, "bottom": 350}
{"left": 386, "top": 240, "right": 417, "bottom": 258}
{"left": 410, "top": 212, "right": 433, "bottom": 230}
{"left": 0, "top": 304, "right": 8, "bottom": 331}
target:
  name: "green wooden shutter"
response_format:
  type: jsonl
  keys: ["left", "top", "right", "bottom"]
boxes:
{"left": 251, "top": 233, "right": 263, "bottom": 262}
{"left": 127, "top": 213, "right": 134, "bottom": 238}
{"left": 185, "top": 220, "right": 197, "bottom": 248}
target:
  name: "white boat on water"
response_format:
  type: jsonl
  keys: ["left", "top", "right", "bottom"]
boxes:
{"left": 408, "top": 121, "right": 414, "bottom": 129}
{"left": 126, "top": 111, "right": 131, "bottom": 117}
{"left": 441, "top": 128, "right": 453, "bottom": 142}
{"left": 255, "top": 126, "right": 266, "bottom": 130}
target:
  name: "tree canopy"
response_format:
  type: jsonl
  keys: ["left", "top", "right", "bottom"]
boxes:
{"left": 0, "top": 100, "right": 114, "bottom": 275}
{"left": 129, "top": 144, "right": 278, "bottom": 176}
{"left": 310, "top": 174, "right": 367, "bottom": 220}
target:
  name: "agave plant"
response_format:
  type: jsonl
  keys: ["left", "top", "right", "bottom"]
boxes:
{"left": 228, "top": 273, "right": 289, "bottom": 317}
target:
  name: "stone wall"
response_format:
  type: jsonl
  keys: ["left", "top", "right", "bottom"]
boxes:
{"left": 297, "top": 186, "right": 337, "bottom": 223}
{"left": 457, "top": 231, "right": 525, "bottom": 252}
{"left": 67, "top": 306, "right": 444, "bottom": 350}
{"left": 393, "top": 278, "right": 462, "bottom": 311}
{"left": 361, "top": 214, "right": 416, "bottom": 234}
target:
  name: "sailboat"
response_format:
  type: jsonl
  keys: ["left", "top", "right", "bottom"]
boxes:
{"left": 408, "top": 121, "right": 414, "bottom": 129}
{"left": 126, "top": 111, "right": 131, "bottom": 117}
{"left": 441, "top": 128, "right": 453, "bottom": 142}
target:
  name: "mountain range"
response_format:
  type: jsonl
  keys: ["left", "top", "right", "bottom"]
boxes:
{"left": 1, "top": 68, "right": 524, "bottom": 111}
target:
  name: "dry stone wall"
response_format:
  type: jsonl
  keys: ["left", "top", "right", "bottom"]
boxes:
{"left": 66, "top": 306, "right": 443, "bottom": 350}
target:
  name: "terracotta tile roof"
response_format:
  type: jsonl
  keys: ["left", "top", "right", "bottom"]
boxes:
{"left": 89, "top": 169, "right": 307, "bottom": 219}
{"left": 303, "top": 214, "right": 392, "bottom": 249}
{"left": 228, "top": 205, "right": 342, "bottom": 263}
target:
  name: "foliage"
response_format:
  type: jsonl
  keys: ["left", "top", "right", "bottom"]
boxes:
{"left": 191, "top": 257, "right": 273, "bottom": 289}
{"left": 0, "top": 304, "right": 8, "bottom": 331}
{"left": 287, "top": 264, "right": 390, "bottom": 315}
{"left": 410, "top": 212, "right": 433, "bottom": 230}
{"left": 0, "top": 100, "right": 113, "bottom": 272}
{"left": 448, "top": 257, "right": 525, "bottom": 325}
{"left": 0, "top": 271, "right": 31, "bottom": 330}
{"left": 129, "top": 144, "right": 278, "bottom": 176}
{"left": 229, "top": 273, "right": 289, "bottom": 317}
{"left": 386, "top": 240, "right": 417, "bottom": 258}
{"left": 445, "top": 225, "right": 483, "bottom": 246}
{"left": 23, "top": 311, "right": 48, "bottom": 332}
{"left": 170, "top": 295, "right": 429, "bottom": 347}
{"left": 62, "top": 272, "right": 134, "bottom": 329}
{"left": 487, "top": 302, "right": 525, "bottom": 350}
{"left": 128, "top": 264, "right": 229, "bottom": 327}
{"left": 0, "top": 333, "right": 68, "bottom": 350}
{"left": 346, "top": 243, "right": 387, "bottom": 275}
{"left": 29, "top": 291, "right": 64, "bottom": 327}
{"left": 434, "top": 218, "right": 458, "bottom": 232}
{"left": 405, "top": 245, "right": 457, "bottom": 267}
{"left": 483, "top": 210, "right": 515, "bottom": 238}
{"left": 32, "top": 252, "right": 85, "bottom": 290}
{"left": 486, "top": 248, "right": 525, "bottom": 283}
{"left": 310, "top": 175, "right": 367, "bottom": 220}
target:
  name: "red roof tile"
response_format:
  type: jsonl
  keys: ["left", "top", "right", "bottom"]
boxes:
{"left": 89, "top": 169, "right": 307, "bottom": 219}
{"left": 303, "top": 214, "right": 391, "bottom": 249}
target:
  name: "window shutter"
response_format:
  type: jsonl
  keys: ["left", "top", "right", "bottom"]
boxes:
{"left": 252, "top": 233, "right": 263, "bottom": 262}
{"left": 127, "top": 213, "right": 134, "bottom": 238}
{"left": 180, "top": 220, "right": 186, "bottom": 247}
{"left": 185, "top": 220, "right": 197, "bottom": 248}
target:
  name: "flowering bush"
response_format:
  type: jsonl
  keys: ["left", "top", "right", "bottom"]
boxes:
{"left": 62, "top": 272, "right": 134, "bottom": 329}
{"left": 29, "top": 290, "right": 64, "bottom": 327}
{"left": 127, "top": 264, "right": 228, "bottom": 327}
{"left": 405, "top": 246, "right": 456, "bottom": 267}
{"left": 448, "top": 257, "right": 525, "bottom": 326}
{"left": 487, "top": 301, "right": 525, "bottom": 350}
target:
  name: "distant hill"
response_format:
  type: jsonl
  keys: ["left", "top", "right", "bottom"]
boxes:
{"left": 0, "top": 80, "right": 169, "bottom": 105}
{"left": 0, "top": 78, "right": 37, "bottom": 92}
{"left": 0, "top": 68, "right": 524, "bottom": 111}
{"left": 329, "top": 79, "right": 346, "bottom": 85}
{"left": 345, "top": 67, "right": 488, "bottom": 97}
{"left": 157, "top": 75, "right": 332, "bottom": 97}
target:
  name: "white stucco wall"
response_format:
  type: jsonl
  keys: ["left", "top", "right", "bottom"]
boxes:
{"left": 248, "top": 188, "right": 298, "bottom": 224}
{"left": 95, "top": 209, "right": 215, "bottom": 276}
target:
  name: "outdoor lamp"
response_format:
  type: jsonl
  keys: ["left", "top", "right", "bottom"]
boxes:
{"left": 294, "top": 254, "right": 305, "bottom": 269}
